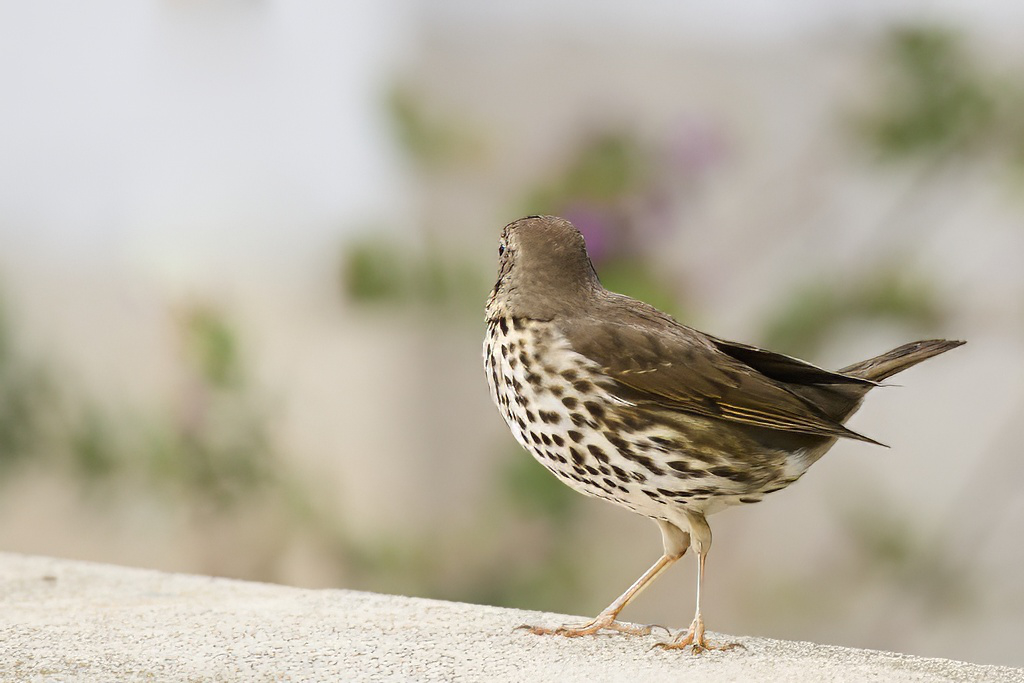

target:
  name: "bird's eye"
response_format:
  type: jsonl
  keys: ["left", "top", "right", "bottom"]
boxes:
{"left": 498, "top": 243, "right": 506, "bottom": 256}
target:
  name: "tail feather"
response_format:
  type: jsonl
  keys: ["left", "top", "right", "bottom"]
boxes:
{"left": 839, "top": 339, "right": 965, "bottom": 382}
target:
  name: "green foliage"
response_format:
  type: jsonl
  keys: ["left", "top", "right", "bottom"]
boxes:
{"left": 860, "top": 27, "right": 993, "bottom": 158}
{"left": 598, "top": 259, "right": 688, "bottom": 321}
{"left": 0, "top": 298, "right": 278, "bottom": 509}
{"left": 144, "top": 412, "right": 274, "bottom": 508}
{"left": 520, "top": 128, "right": 688, "bottom": 319}
{"left": 525, "top": 131, "right": 649, "bottom": 210}
{"left": 68, "top": 410, "right": 120, "bottom": 481}
{"left": 500, "top": 446, "right": 578, "bottom": 522}
{"left": 148, "top": 305, "right": 276, "bottom": 505}
{"left": 181, "top": 305, "right": 243, "bottom": 390}
{"left": 342, "top": 237, "right": 407, "bottom": 303}
{"left": 387, "top": 85, "right": 483, "bottom": 168}
{"left": 341, "top": 236, "right": 487, "bottom": 312}
{"left": 0, "top": 296, "right": 53, "bottom": 470}
{"left": 761, "top": 261, "right": 947, "bottom": 357}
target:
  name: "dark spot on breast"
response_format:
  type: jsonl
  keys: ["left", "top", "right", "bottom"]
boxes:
{"left": 539, "top": 410, "right": 561, "bottom": 425}
{"left": 569, "top": 447, "right": 585, "bottom": 465}
{"left": 604, "top": 432, "right": 627, "bottom": 450}
{"left": 667, "top": 460, "right": 695, "bottom": 475}
{"left": 540, "top": 433, "right": 552, "bottom": 446}
{"left": 587, "top": 444, "right": 609, "bottom": 463}
{"left": 561, "top": 396, "right": 578, "bottom": 410}
{"left": 551, "top": 434, "right": 565, "bottom": 447}
{"left": 499, "top": 318, "right": 509, "bottom": 334}
{"left": 525, "top": 372, "right": 542, "bottom": 385}
{"left": 567, "top": 430, "right": 584, "bottom": 443}
{"left": 611, "top": 464, "right": 628, "bottom": 481}
{"left": 739, "top": 497, "right": 761, "bottom": 504}
{"left": 620, "top": 414, "right": 646, "bottom": 432}
{"left": 572, "top": 380, "right": 593, "bottom": 393}
{"left": 560, "top": 369, "right": 578, "bottom": 382}
{"left": 618, "top": 450, "right": 665, "bottom": 477}
{"left": 648, "top": 438, "right": 676, "bottom": 454}
{"left": 570, "top": 413, "right": 597, "bottom": 429}
{"left": 548, "top": 384, "right": 564, "bottom": 397}
{"left": 643, "top": 489, "right": 661, "bottom": 499}
{"left": 636, "top": 456, "right": 665, "bottom": 477}
{"left": 710, "top": 466, "right": 754, "bottom": 484}
{"left": 583, "top": 401, "right": 605, "bottom": 420}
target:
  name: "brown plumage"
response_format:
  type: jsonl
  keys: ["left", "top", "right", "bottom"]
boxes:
{"left": 484, "top": 215, "right": 964, "bottom": 651}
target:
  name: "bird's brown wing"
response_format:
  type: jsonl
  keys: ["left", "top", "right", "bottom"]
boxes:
{"left": 559, "top": 302, "right": 881, "bottom": 445}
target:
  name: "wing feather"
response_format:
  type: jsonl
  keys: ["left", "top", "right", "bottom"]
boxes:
{"left": 560, "top": 297, "right": 882, "bottom": 445}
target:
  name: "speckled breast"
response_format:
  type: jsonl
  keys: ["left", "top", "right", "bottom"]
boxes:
{"left": 484, "top": 316, "right": 792, "bottom": 519}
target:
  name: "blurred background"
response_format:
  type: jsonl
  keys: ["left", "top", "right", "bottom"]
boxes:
{"left": 2, "top": 0, "right": 1024, "bottom": 668}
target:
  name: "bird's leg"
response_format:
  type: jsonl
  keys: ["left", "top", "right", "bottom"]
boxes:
{"left": 520, "top": 555, "right": 674, "bottom": 637}
{"left": 520, "top": 521, "right": 689, "bottom": 638}
{"left": 654, "top": 513, "right": 742, "bottom": 653}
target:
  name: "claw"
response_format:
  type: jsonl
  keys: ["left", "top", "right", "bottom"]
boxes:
{"left": 642, "top": 622, "right": 673, "bottom": 637}
{"left": 650, "top": 615, "right": 743, "bottom": 653}
{"left": 652, "top": 633, "right": 743, "bottom": 653}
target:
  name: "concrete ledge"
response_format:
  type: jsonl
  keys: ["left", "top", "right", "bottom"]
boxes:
{"left": 1, "top": 553, "right": 1020, "bottom": 682}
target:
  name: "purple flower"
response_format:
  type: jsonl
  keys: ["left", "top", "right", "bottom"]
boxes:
{"left": 667, "top": 116, "right": 729, "bottom": 175}
{"left": 563, "top": 203, "right": 615, "bottom": 263}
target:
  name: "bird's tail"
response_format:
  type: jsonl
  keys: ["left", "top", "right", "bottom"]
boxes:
{"left": 839, "top": 339, "right": 965, "bottom": 382}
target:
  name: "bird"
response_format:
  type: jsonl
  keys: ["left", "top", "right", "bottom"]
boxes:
{"left": 483, "top": 215, "right": 964, "bottom": 652}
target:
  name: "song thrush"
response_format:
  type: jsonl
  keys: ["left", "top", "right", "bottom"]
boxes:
{"left": 483, "top": 215, "right": 964, "bottom": 652}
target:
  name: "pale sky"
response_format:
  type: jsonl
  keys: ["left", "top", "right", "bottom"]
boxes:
{"left": 1, "top": 0, "right": 1021, "bottom": 276}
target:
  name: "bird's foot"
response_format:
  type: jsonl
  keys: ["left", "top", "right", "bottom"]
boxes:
{"left": 517, "top": 610, "right": 668, "bottom": 638}
{"left": 651, "top": 615, "right": 743, "bottom": 653}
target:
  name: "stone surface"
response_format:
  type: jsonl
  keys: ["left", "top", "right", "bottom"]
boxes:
{"left": 1, "top": 553, "right": 1021, "bottom": 682}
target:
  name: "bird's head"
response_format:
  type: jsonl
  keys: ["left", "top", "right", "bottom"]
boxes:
{"left": 486, "top": 215, "right": 601, "bottom": 321}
